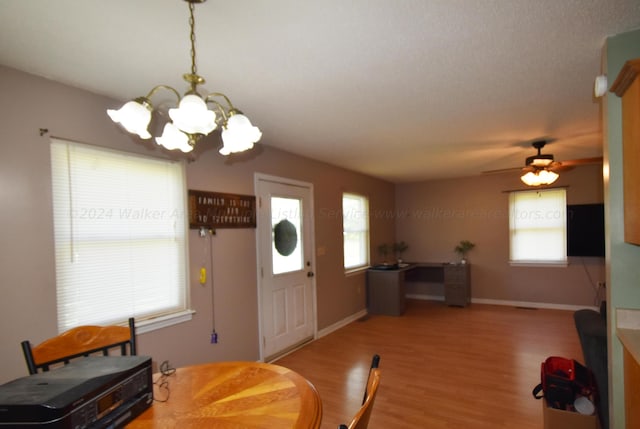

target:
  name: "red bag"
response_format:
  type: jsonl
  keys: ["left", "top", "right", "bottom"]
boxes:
{"left": 532, "top": 356, "right": 597, "bottom": 410}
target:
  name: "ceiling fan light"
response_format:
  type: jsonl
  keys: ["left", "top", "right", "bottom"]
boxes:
{"left": 220, "top": 113, "right": 262, "bottom": 155}
{"left": 530, "top": 158, "right": 553, "bottom": 167}
{"left": 156, "top": 123, "right": 193, "bottom": 153}
{"left": 107, "top": 100, "right": 153, "bottom": 139}
{"left": 538, "top": 169, "right": 559, "bottom": 184}
{"left": 526, "top": 154, "right": 554, "bottom": 167}
{"left": 520, "top": 169, "right": 559, "bottom": 186}
{"left": 521, "top": 172, "right": 539, "bottom": 186}
{"left": 169, "top": 94, "right": 217, "bottom": 135}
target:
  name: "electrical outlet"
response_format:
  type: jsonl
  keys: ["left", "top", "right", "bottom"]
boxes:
{"left": 597, "top": 281, "right": 606, "bottom": 289}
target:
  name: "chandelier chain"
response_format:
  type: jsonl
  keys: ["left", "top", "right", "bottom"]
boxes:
{"left": 189, "top": 1, "right": 197, "bottom": 77}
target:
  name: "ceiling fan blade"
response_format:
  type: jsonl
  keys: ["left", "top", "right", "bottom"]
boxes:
{"left": 550, "top": 164, "right": 573, "bottom": 172}
{"left": 549, "top": 156, "right": 603, "bottom": 172}
{"left": 558, "top": 156, "right": 603, "bottom": 167}
{"left": 481, "top": 142, "right": 602, "bottom": 176}
{"left": 482, "top": 166, "right": 523, "bottom": 175}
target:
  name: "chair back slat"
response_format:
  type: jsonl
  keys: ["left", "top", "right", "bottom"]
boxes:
{"left": 21, "top": 318, "right": 136, "bottom": 374}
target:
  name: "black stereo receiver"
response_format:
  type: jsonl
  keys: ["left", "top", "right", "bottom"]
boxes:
{"left": 0, "top": 355, "right": 153, "bottom": 428}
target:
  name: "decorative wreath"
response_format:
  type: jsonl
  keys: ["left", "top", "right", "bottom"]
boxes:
{"left": 273, "top": 219, "right": 298, "bottom": 256}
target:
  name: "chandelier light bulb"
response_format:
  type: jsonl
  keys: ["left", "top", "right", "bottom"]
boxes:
{"left": 107, "top": 100, "right": 153, "bottom": 139}
{"left": 169, "top": 94, "right": 217, "bottom": 135}
{"left": 220, "top": 114, "right": 262, "bottom": 155}
{"left": 156, "top": 123, "right": 193, "bottom": 153}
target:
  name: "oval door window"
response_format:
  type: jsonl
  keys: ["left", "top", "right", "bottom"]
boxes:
{"left": 273, "top": 219, "right": 298, "bottom": 256}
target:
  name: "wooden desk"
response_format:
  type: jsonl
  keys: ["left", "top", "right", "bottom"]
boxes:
{"left": 367, "top": 262, "right": 471, "bottom": 315}
{"left": 127, "top": 361, "right": 322, "bottom": 428}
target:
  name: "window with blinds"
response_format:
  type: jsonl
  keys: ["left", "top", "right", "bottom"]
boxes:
{"left": 509, "top": 188, "right": 567, "bottom": 265}
{"left": 50, "top": 139, "right": 190, "bottom": 332}
{"left": 343, "top": 193, "right": 370, "bottom": 271}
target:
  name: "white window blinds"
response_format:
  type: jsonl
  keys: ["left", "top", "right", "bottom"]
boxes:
{"left": 509, "top": 188, "right": 567, "bottom": 264}
{"left": 50, "top": 139, "right": 189, "bottom": 332}
{"left": 343, "top": 193, "right": 370, "bottom": 270}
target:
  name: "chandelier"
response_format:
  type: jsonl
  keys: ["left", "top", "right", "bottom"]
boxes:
{"left": 107, "top": 0, "right": 261, "bottom": 154}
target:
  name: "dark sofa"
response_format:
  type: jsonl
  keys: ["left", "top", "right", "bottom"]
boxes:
{"left": 573, "top": 302, "right": 608, "bottom": 429}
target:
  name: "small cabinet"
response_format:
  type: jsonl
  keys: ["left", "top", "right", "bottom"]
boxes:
{"left": 366, "top": 268, "right": 407, "bottom": 316}
{"left": 444, "top": 264, "right": 471, "bottom": 307}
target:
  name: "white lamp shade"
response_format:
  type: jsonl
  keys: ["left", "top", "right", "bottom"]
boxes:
{"left": 155, "top": 123, "right": 193, "bottom": 153}
{"left": 169, "top": 94, "right": 217, "bottom": 135}
{"left": 538, "top": 169, "right": 559, "bottom": 184}
{"left": 107, "top": 101, "right": 153, "bottom": 139}
{"left": 521, "top": 169, "right": 559, "bottom": 186}
{"left": 220, "top": 114, "right": 262, "bottom": 155}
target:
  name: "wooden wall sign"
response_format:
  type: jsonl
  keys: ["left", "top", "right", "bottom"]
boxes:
{"left": 188, "top": 190, "right": 256, "bottom": 229}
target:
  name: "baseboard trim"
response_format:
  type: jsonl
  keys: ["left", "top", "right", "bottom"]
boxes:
{"left": 406, "top": 294, "right": 444, "bottom": 302}
{"left": 266, "top": 336, "right": 315, "bottom": 364}
{"left": 317, "top": 308, "right": 368, "bottom": 339}
{"left": 472, "top": 298, "right": 598, "bottom": 311}
{"left": 406, "top": 294, "right": 597, "bottom": 312}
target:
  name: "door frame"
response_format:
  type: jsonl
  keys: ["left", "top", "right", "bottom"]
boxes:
{"left": 254, "top": 173, "right": 318, "bottom": 362}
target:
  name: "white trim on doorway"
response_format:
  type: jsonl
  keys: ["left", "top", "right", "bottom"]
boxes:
{"left": 254, "top": 173, "right": 318, "bottom": 362}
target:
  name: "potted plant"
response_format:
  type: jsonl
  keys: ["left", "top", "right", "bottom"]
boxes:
{"left": 393, "top": 241, "right": 409, "bottom": 264}
{"left": 454, "top": 240, "right": 475, "bottom": 264}
{"left": 377, "top": 243, "right": 391, "bottom": 264}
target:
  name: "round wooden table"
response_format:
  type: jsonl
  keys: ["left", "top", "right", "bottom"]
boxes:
{"left": 127, "top": 361, "right": 322, "bottom": 428}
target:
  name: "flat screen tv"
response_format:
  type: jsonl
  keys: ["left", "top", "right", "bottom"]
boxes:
{"left": 566, "top": 203, "right": 605, "bottom": 257}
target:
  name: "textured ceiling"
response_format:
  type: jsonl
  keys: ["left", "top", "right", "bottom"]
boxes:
{"left": 1, "top": 0, "right": 639, "bottom": 183}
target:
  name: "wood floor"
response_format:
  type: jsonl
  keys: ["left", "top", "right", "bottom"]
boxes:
{"left": 274, "top": 299, "right": 584, "bottom": 429}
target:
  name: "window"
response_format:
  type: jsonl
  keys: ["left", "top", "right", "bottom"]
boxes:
{"left": 271, "top": 196, "right": 303, "bottom": 275}
{"left": 50, "top": 139, "right": 190, "bottom": 332}
{"left": 343, "top": 193, "right": 370, "bottom": 270}
{"left": 509, "top": 188, "right": 567, "bottom": 264}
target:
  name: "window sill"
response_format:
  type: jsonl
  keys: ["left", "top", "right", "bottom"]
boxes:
{"left": 509, "top": 260, "right": 568, "bottom": 268}
{"left": 345, "top": 266, "right": 370, "bottom": 276}
{"left": 135, "top": 309, "right": 196, "bottom": 334}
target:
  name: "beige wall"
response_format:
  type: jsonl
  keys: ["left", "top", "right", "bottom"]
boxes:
{"left": 0, "top": 65, "right": 395, "bottom": 384}
{"left": 396, "top": 164, "right": 605, "bottom": 306}
{"left": 0, "top": 63, "right": 606, "bottom": 387}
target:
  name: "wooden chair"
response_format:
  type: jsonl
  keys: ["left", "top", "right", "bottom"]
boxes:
{"left": 21, "top": 317, "right": 137, "bottom": 374}
{"left": 339, "top": 354, "right": 382, "bottom": 429}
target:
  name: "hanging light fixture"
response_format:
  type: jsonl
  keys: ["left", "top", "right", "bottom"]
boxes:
{"left": 519, "top": 140, "right": 560, "bottom": 186}
{"left": 520, "top": 168, "right": 559, "bottom": 186}
{"left": 107, "top": 0, "right": 261, "bottom": 154}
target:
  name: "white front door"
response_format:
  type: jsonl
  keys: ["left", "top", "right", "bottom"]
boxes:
{"left": 255, "top": 175, "right": 315, "bottom": 360}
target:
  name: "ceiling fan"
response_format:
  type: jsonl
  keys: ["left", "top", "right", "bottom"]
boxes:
{"left": 483, "top": 139, "right": 603, "bottom": 186}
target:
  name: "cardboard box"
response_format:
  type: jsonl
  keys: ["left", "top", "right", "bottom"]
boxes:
{"left": 543, "top": 399, "right": 600, "bottom": 429}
